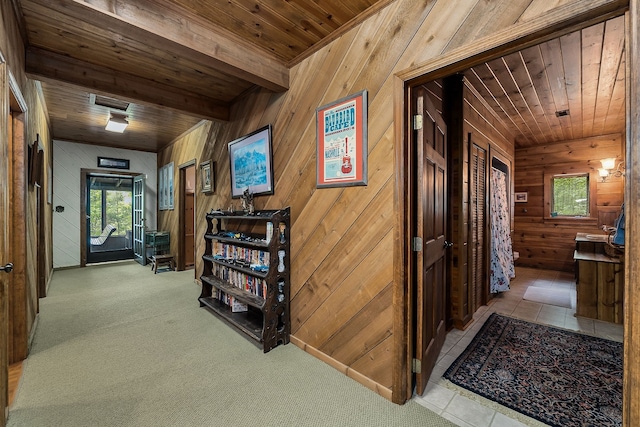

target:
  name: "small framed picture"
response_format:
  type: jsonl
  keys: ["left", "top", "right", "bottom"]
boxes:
{"left": 97, "top": 156, "right": 130, "bottom": 170}
{"left": 515, "top": 192, "right": 528, "bottom": 203}
{"left": 200, "top": 160, "right": 215, "bottom": 194}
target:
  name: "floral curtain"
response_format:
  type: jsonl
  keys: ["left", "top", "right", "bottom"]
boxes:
{"left": 490, "top": 167, "right": 515, "bottom": 293}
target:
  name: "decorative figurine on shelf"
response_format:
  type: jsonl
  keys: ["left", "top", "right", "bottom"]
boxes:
{"left": 278, "top": 250, "right": 285, "bottom": 273}
{"left": 279, "top": 222, "right": 286, "bottom": 244}
{"left": 241, "top": 187, "right": 254, "bottom": 215}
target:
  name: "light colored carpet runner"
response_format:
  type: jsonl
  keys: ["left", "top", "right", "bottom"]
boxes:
{"left": 8, "top": 261, "right": 453, "bottom": 427}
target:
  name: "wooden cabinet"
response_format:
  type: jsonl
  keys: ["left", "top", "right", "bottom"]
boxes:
{"left": 574, "top": 233, "right": 624, "bottom": 324}
{"left": 198, "top": 208, "right": 290, "bottom": 352}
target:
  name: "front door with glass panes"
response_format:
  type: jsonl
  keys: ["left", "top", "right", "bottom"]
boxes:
{"left": 86, "top": 174, "right": 135, "bottom": 263}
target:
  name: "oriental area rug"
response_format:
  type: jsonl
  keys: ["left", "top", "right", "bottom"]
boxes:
{"left": 443, "top": 313, "right": 622, "bottom": 427}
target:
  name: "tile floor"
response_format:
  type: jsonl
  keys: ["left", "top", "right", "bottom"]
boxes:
{"left": 412, "top": 266, "right": 624, "bottom": 427}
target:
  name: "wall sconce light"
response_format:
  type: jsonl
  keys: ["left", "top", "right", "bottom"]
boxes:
{"left": 598, "top": 157, "right": 625, "bottom": 181}
{"left": 105, "top": 114, "right": 128, "bottom": 133}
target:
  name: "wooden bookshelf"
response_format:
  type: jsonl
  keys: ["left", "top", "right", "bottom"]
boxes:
{"left": 198, "top": 208, "right": 290, "bottom": 352}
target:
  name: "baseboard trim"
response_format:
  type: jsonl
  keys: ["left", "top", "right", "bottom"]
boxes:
{"left": 289, "top": 335, "right": 393, "bottom": 402}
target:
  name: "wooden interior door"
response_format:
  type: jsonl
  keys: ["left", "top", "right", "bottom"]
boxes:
{"left": 470, "top": 143, "right": 488, "bottom": 310}
{"left": 414, "top": 85, "right": 449, "bottom": 395}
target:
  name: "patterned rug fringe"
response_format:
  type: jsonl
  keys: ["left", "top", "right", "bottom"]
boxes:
{"left": 437, "top": 377, "right": 549, "bottom": 427}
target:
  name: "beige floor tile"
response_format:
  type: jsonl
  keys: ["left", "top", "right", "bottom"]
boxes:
{"left": 445, "top": 394, "right": 495, "bottom": 427}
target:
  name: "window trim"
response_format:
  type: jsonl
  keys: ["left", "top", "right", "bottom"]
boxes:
{"left": 543, "top": 168, "right": 597, "bottom": 225}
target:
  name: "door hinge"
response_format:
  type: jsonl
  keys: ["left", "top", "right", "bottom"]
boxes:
{"left": 413, "top": 114, "right": 423, "bottom": 130}
{"left": 412, "top": 237, "right": 423, "bottom": 252}
{"left": 412, "top": 358, "right": 421, "bottom": 373}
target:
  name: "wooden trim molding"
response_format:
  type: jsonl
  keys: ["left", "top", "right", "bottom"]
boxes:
{"left": 624, "top": 4, "right": 639, "bottom": 425}
{"left": 289, "top": 335, "right": 393, "bottom": 401}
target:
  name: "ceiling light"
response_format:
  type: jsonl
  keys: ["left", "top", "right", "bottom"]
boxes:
{"left": 105, "top": 115, "right": 128, "bottom": 133}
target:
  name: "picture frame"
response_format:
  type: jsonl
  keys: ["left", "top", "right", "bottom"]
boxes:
{"left": 166, "top": 162, "right": 174, "bottom": 210}
{"left": 515, "top": 192, "right": 528, "bottom": 203}
{"left": 316, "top": 89, "right": 368, "bottom": 188}
{"left": 200, "top": 160, "right": 215, "bottom": 193}
{"left": 97, "top": 156, "right": 130, "bottom": 170}
{"left": 157, "top": 162, "right": 174, "bottom": 210}
{"left": 228, "top": 125, "right": 274, "bottom": 198}
{"left": 158, "top": 165, "right": 166, "bottom": 210}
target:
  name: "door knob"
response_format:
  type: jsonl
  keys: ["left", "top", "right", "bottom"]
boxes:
{"left": 0, "top": 263, "right": 13, "bottom": 273}
{"left": 444, "top": 241, "right": 453, "bottom": 248}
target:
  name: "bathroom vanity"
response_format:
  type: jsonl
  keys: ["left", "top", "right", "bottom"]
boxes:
{"left": 574, "top": 233, "right": 624, "bottom": 324}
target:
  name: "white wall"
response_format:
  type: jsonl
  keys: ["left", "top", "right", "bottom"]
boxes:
{"left": 52, "top": 140, "right": 157, "bottom": 268}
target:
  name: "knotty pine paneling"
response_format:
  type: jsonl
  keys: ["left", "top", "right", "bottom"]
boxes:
{"left": 514, "top": 133, "right": 624, "bottom": 272}
{"left": 158, "top": 0, "right": 616, "bottom": 402}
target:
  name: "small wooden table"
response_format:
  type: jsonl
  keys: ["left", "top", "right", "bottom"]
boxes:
{"left": 150, "top": 254, "right": 174, "bottom": 274}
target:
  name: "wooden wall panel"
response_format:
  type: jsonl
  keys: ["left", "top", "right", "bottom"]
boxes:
{"left": 514, "top": 133, "right": 624, "bottom": 272}
{"left": 157, "top": 121, "right": 211, "bottom": 273}
{"left": 159, "top": 0, "right": 617, "bottom": 402}
{"left": 1, "top": 0, "right": 53, "bottom": 371}
{"left": 447, "top": 78, "right": 515, "bottom": 329}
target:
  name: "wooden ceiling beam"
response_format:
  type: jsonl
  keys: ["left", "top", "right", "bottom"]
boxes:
{"left": 24, "top": 0, "right": 289, "bottom": 92}
{"left": 25, "top": 47, "right": 230, "bottom": 121}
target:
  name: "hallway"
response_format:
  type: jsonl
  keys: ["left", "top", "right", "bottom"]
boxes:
{"left": 413, "top": 267, "right": 624, "bottom": 427}
{"left": 7, "top": 265, "right": 624, "bottom": 426}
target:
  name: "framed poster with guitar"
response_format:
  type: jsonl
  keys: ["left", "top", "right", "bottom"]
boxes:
{"left": 316, "top": 90, "right": 368, "bottom": 188}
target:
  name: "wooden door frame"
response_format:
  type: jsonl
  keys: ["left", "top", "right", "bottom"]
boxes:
{"left": 177, "top": 159, "right": 196, "bottom": 272}
{"left": 0, "top": 49, "right": 8, "bottom": 427}
{"left": 79, "top": 169, "right": 139, "bottom": 267}
{"left": 392, "top": 0, "right": 631, "bottom": 406}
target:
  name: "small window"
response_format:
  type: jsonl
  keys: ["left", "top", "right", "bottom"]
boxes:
{"left": 543, "top": 169, "right": 597, "bottom": 224}
{"left": 551, "top": 174, "right": 589, "bottom": 217}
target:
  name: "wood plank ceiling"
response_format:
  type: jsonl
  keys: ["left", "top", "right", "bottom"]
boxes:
{"left": 14, "top": 1, "right": 625, "bottom": 152}
{"left": 15, "top": 0, "right": 388, "bottom": 151}
{"left": 465, "top": 14, "right": 625, "bottom": 149}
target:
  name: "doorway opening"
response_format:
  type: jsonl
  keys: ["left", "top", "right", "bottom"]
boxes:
{"left": 395, "top": 4, "right": 630, "bottom": 405}
{"left": 178, "top": 161, "right": 196, "bottom": 270}
{"left": 85, "top": 173, "right": 134, "bottom": 264}
{"left": 178, "top": 161, "right": 196, "bottom": 272}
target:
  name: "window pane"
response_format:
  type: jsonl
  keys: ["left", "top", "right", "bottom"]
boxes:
{"left": 90, "top": 189, "right": 103, "bottom": 236}
{"left": 552, "top": 175, "right": 588, "bottom": 216}
{"left": 105, "top": 190, "right": 133, "bottom": 237}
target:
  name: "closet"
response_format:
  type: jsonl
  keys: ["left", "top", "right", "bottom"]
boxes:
{"left": 470, "top": 144, "right": 487, "bottom": 311}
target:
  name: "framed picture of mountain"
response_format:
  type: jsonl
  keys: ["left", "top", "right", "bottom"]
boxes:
{"left": 228, "top": 124, "right": 274, "bottom": 198}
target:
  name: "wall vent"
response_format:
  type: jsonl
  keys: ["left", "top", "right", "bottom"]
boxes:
{"left": 90, "top": 94, "right": 130, "bottom": 112}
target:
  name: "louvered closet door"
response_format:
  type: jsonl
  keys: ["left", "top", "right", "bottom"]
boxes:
{"left": 471, "top": 144, "right": 487, "bottom": 310}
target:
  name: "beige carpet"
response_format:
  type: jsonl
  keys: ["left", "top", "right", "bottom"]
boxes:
{"left": 8, "top": 261, "right": 454, "bottom": 427}
{"left": 523, "top": 286, "right": 573, "bottom": 309}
